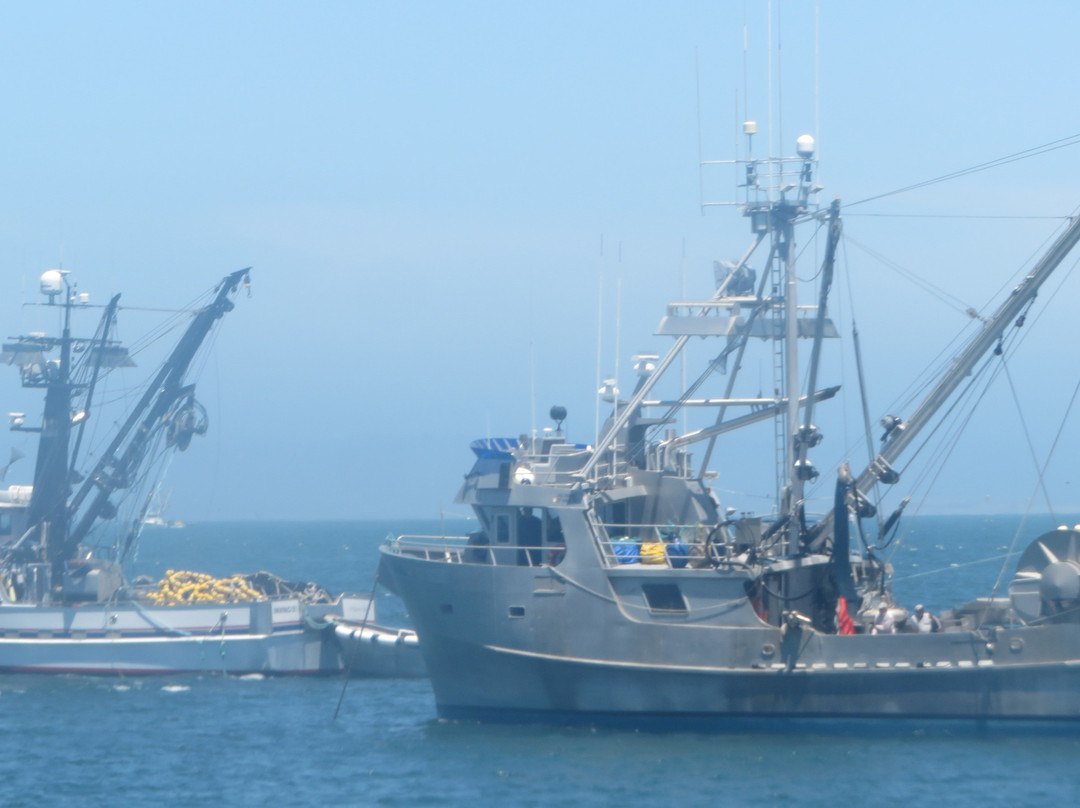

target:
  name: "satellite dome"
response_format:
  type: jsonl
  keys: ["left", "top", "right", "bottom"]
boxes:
{"left": 796, "top": 134, "right": 815, "bottom": 159}
{"left": 40, "top": 269, "right": 64, "bottom": 298}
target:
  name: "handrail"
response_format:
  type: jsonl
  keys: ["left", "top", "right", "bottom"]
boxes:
{"left": 391, "top": 534, "right": 565, "bottom": 569}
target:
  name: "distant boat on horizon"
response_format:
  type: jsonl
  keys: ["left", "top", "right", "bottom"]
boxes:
{"left": 140, "top": 487, "right": 185, "bottom": 529}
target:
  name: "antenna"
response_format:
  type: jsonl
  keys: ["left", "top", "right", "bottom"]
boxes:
{"left": 696, "top": 48, "right": 704, "bottom": 213}
{"left": 742, "top": 21, "right": 748, "bottom": 128}
{"left": 614, "top": 275, "right": 622, "bottom": 393}
{"left": 681, "top": 237, "right": 687, "bottom": 434}
{"left": 613, "top": 275, "right": 622, "bottom": 472}
{"left": 767, "top": 0, "right": 773, "bottom": 161}
{"left": 530, "top": 341, "right": 536, "bottom": 443}
{"left": 815, "top": 0, "right": 821, "bottom": 160}
{"left": 595, "top": 235, "right": 604, "bottom": 443}
{"left": 777, "top": 0, "right": 784, "bottom": 163}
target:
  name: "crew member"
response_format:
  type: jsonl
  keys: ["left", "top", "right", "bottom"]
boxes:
{"left": 912, "top": 603, "right": 941, "bottom": 633}
{"left": 871, "top": 604, "right": 896, "bottom": 634}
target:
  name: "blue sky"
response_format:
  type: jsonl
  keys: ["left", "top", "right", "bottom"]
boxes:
{"left": 2, "top": 1, "right": 1080, "bottom": 522}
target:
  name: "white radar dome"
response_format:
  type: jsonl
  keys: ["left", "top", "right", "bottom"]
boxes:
{"left": 40, "top": 270, "right": 64, "bottom": 297}
{"left": 796, "top": 134, "right": 815, "bottom": 159}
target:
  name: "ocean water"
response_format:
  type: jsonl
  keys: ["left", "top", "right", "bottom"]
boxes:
{"left": 4, "top": 516, "right": 1080, "bottom": 808}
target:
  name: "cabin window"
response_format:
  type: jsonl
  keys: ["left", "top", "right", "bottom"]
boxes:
{"left": 0, "top": 513, "right": 10, "bottom": 536}
{"left": 610, "top": 501, "right": 628, "bottom": 527}
{"left": 495, "top": 514, "right": 510, "bottom": 544}
{"left": 642, "top": 583, "right": 687, "bottom": 614}
{"left": 596, "top": 496, "right": 649, "bottom": 538}
{"left": 508, "top": 606, "right": 525, "bottom": 618}
{"left": 544, "top": 511, "right": 564, "bottom": 546}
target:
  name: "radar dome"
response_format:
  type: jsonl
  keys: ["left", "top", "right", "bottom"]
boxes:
{"left": 796, "top": 134, "right": 815, "bottom": 159}
{"left": 40, "top": 270, "right": 64, "bottom": 297}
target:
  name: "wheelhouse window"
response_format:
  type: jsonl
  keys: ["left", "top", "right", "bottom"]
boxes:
{"left": 596, "top": 496, "right": 648, "bottom": 538}
{"left": 495, "top": 514, "right": 510, "bottom": 544}
{"left": 544, "top": 511, "right": 564, "bottom": 546}
{"left": 473, "top": 505, "right": 565, "bottom": 566}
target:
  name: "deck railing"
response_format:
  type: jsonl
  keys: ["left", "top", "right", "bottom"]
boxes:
{"left": 593, "top": 522, "right": 712, "bottom": 569}
{"left": 389, "top": 535, "right": 566, "bottom": 568}
{"left": 392, "top": 521, "right": 751, "bottom": 570}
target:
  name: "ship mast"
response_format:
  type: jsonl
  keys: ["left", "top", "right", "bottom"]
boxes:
{"left": 704, "top": 129, "right": 827, "bottom": 552}
{"left": 23, "top": 271, "right": 77, "bottom": 564}
{"left": 788, "top": 197, "right": 841, "bottom": 550}
{"left": 579, "top": 130, "right": 827, "bottom": 499}
{"left": 2, "top": 268, "right": 249, "bottom": 574}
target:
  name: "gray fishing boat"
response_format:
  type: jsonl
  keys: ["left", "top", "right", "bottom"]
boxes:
{"left": 0, "top": 269, "right": 414, "bottom": 676}
{"left": 379, "top": 131, "right": 1080, "bottom": 725}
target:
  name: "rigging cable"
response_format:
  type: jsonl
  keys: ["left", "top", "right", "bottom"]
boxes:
{"left": 880, "top": 251, "right": 1078, "bottom": 564}
{"left": 844, "top": 234, "right": 978, "bottom": 318}
{"left": 840, "top": 237, "right": 885, "bottom": 533}
{"left": 333, "top": 573, "right": 380, "bottom": 720}
{"left": 891, "top": 216, "right": 1080, "bottom": 422}
{"left": 846, "top": 213, "right": 1070, "bottom": 221}
{"left": 1000, "top": 355, "right": 1057, "bottom": 522}
{"left": 883, "top": 247, "right": 1077, "bottom": 557}
{"left": 985, "top": 371, "right": 1080, "bottom": 614}
{"left": 864, "top": 327, "right": 1012, "bottom": 565}
{"left": 819, "top": 217, "right": 1080, "bottom": 522}
{"left": 890, "top": 552, "right": 1017, "bottom": 583}
{"left": 794, "top": 219, "right": 826, "bottom": 282}
{"left": 847, "top": 133, "right": 1080, "bottom": 208}
{"left": 788, "top": 217, "right": 1080, "bottom": 543}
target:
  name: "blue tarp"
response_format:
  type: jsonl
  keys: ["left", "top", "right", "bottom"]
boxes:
{"left": 612, "top": 538, "right": 640, "bottom": 564}
{"left": 666, "top": 540, "right": 689, "bottom": 568}
{"left": 469, "top": 437, "right": 520, "bottom": 459}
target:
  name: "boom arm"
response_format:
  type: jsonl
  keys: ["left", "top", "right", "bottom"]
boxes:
{"left": 64, "top": 268, "right": 250, "bottom": 557}
{"left": 816, "top": 214, "right": 1080, "bottom": 546}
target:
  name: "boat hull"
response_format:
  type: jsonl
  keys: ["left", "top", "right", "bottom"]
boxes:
{"left": 432, "top": 642, "right": 1080, "bottom": 726}
{"left": 381, "top": 549, "right": 1080, "bottom": 725}
{"left": 0, "top": 595, "right": 373, "bottom": 676}
{"left": 0, "top": 631, "right": 334, "bottom": 675}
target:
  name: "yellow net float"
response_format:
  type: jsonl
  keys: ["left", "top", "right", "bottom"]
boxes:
{"left": 146, "top": 570, "right": 266, "bottom": 605}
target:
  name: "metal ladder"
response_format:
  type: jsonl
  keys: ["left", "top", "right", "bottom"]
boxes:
{"left": 770, "top": 258, "right": 787, "bottom": 514}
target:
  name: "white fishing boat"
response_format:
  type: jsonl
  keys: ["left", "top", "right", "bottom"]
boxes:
{"left": 0, "top": 269, "right": 412, "bottom": 676}
{"left": 140, "top": 488, "right": 183, "bottom": 529}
